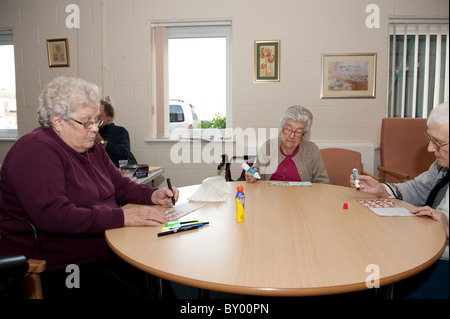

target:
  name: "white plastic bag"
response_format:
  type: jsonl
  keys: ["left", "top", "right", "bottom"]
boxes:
{"left": 188, "top": 176, "right": 229, "bottom": 202}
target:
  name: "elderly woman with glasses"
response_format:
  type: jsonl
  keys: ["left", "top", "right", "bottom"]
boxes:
{"left": 351, "top": 102, "right": 449, "bottom": 299}
{"left": 0, "top": 76, "right": 178, "bottom": 298}
{"left": 245, "top": 105, "right": 329, "bottom": 183}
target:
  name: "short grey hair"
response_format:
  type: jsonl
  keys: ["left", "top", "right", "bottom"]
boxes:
{"left": 427, "top": 102, "right": 449, "bottom": 133}
{"left": 37, "top": 76, "right": 101, "bottom": 128}
{"left": 278, "top": 105, "right": 313, "bottom": 134}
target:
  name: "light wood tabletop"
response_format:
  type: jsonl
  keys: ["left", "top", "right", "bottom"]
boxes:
{"left": 105, "top": 181, "right": 446, "bottom": 297}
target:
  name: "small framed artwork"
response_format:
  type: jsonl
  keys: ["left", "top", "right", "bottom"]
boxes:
{"left": 47, "top": 38, "right": 70, "bottom": 67}
{"left": 321, "top": 53, "right": 376, "bottom": 98}
{"left": 254, "top": 40, "right": 280, "bottom": 82}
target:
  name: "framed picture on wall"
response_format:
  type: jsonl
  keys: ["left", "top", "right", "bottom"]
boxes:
{"left": 47, "top": 38, "right": 70, "bottom": 67}
{"left": 254, "top": 40, "right": 280, "bottom": 82}
{"left": 321, "top": 53, "right": 376, "bottom": 98}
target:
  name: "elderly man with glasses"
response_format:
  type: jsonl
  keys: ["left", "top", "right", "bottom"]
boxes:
{"left": 0, "top": 76, "right": 179, "bottom": 299}
{"left": 351, "top": 102, "right": 449, "bottom": 299}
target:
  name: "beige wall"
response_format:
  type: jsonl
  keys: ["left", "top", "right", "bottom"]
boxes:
{"left": 0, "top": 0, "right": 448, "bottom": 186}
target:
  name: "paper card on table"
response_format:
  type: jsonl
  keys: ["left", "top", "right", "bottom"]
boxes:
{"left": 162, "top": 202, "right": 204, "bottom": 221}
{"left": 269, "top": 181, "right": 312, "bottom": 187}
{"left": 358, "top": 199, "right": 414, "bottom": 217}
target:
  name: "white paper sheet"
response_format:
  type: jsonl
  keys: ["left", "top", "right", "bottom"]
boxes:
{"left": 358, "top": 199, "right": 414, "bottom": 217}
{"left": 162, "top": 202, "right": 204, "bottom": 221}
{"left": 269, "top": 181, "right": 312, "bottom": 187}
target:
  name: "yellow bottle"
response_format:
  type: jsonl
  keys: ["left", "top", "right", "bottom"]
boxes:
{"left": 235, "top": 185, "right": 245, "bottom": 223}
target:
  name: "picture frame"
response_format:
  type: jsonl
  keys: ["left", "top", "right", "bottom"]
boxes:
{"left": 254, "top": 40, "right": 280, "bottom": 82}
{"left": 321, "top": 53, "right": 376, "bottom": 98}
{"left": 47, "top": 38, "right": 70, "bottom": 67}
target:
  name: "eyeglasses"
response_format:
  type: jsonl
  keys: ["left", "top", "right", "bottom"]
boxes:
{"left": 70, "top": 118, "right": 104, "bottom": 129}
{"left": 282, "top": 128, "right": 304, "bottom": 137}
{"left": 424, "top": 132, "right": 449, "bottom": 151}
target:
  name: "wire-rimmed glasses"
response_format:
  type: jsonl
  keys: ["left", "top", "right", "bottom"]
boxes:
{"left": 424, "top": 132, "right": 449, "bottom": 151}
{"left": 70, "top": 118, "right": 104, "bottom": 129}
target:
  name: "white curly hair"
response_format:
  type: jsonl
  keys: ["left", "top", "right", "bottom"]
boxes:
{"left": 37, "top": 76, "right": 101, "bottom": 128}
{"left": 278, "top": 105, "right": 313, "bottom": 134}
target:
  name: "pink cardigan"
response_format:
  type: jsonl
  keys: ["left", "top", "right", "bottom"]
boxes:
{"left": 0, "top": 127, "right": 156, "bottom": 271}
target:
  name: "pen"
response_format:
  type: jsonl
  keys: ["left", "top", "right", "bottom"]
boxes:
{"left": 353, "top": 168, "right": 361, "bottom": 189}
{"left": 157, "top": 225, "right": 200, "bottom": 237}
{"left": 166, "top": 178, "right": 176, "bottom": 206}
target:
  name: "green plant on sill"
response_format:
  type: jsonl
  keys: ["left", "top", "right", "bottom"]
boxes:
{"left": 194, "top": 113, "right": 226, "bottom": 129}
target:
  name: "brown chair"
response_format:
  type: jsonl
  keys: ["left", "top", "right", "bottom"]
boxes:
{"left": 320, "top": 148, "right": 381, "bottom": 187}
{"left": 377, "top": 118, "right": 435, "bottom": 183}
{"left": 0, "top": 218, "right": 46, "bottom": 299}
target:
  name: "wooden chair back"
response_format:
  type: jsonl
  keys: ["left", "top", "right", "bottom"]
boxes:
{"left": 320, "top": 148, "right": 363, "bottom": 187}
{"left": 0, "top": 218, "right": 46, "bottom": 299}
{"left": 378, "top": 118, "right": 435, "bottom": 183}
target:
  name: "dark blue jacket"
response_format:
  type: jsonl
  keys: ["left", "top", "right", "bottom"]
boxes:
{"left": 99, "top": 123, "right": 135, "bottom": 167}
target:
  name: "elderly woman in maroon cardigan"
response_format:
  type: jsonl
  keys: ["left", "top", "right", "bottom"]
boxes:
{"left": 0, "top": 76, "right": 178, "bottom": 298}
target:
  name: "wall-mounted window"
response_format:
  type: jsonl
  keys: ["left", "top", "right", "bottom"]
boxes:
{"left": 150, "top": 21, "right": 231, "bottom": 138}
{"left": 388, "top": 19, "right": 449, "bottom": 118}
{"left": 0, "top": 29, "right": 17, "bottom": 139}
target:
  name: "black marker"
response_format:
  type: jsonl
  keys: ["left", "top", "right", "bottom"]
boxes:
{"left": 157, "top": 225, "right": 199, "bottom": 237}
{"left": 166, "top": 178, "right": 176, "bottom": 206}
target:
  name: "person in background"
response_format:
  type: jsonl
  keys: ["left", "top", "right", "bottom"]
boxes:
{"left": 95, "top": 96, "right": 137, "bottom": 167}
{"left": 246, "top": 105, "right": 329, "bottom": 183}
{"left": 0, "top": 76, "right": 178, "bottom": 299}
{"left": 351, "top": 102, "right": 449, "bottom": 299}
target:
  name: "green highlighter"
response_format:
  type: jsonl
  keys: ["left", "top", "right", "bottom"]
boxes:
{"left": 165, "top": 220, "right": 199, "bottom": 227}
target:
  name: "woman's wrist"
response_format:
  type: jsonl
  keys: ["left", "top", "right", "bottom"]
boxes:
{"left": 378, "top": 184, "right": 392, "bottom": 198}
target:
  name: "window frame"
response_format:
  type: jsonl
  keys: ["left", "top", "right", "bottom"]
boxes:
{"left": 0, "top": 29, "right": 18, "bottom": 139}
{"left": 150, "top": 21, "right": 232, "bottom": 139}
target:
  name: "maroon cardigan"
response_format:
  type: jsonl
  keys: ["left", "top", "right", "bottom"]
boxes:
{"left": 0, "top": 127, "right": 156, "bottom": 271}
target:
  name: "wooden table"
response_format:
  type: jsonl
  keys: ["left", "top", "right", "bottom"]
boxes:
{"left": 105, "top": 181, "right": 446, "bottom": 297}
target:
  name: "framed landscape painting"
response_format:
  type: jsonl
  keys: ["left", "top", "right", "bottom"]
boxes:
{"left": 321, "top": 53, "right": 376, "bottom": 98}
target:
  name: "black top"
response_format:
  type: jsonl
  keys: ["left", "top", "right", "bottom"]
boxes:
{"left": 99, "top": 123, "right": 133, "bottom": 167}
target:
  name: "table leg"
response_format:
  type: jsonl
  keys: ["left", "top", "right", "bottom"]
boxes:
{"left": 375, "top": 284, "right": 394, "bottom": 299}
{"left": 198, "top": 288, "right": 210, "bottom": 299}
{"left": 146, "top": 274, "right": 164, "bottom": 299}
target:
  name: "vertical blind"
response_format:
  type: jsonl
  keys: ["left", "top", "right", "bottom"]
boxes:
{"left": 388, "top": 19, "right": 449, "bottom": 118}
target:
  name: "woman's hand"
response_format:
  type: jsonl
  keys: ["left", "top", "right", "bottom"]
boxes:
{"left": 245, "top": 167, "right": 259, "bottom": 183}
{"left": 411, "top": 206, "right": 449, "bottom": 239}
{"left": 123, "top": 206, "right": 168, "bottom": 226}
{"left": 151, "top": 187, "right": 179, "bottom": 206}
{"left": 350, "top": 173, "right": 390, "bottom": 197}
